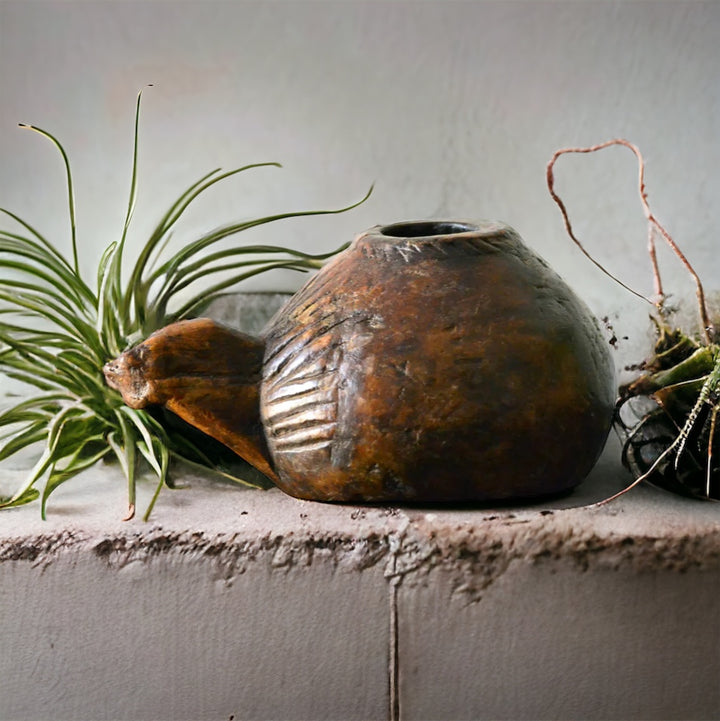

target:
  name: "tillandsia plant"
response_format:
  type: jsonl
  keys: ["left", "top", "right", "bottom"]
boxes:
{"left": 0, "top": 89, "right": 371, "bottom": 520}
{"left": 547, "top": 139, "right": 719, "bottom": 502}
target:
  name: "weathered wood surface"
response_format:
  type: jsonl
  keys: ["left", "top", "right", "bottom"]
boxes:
{"left": 106, "top": 220, "right": 615, "bottom": 503}
{"left": 261, "top": 220, "right": 614, "bottom": 501}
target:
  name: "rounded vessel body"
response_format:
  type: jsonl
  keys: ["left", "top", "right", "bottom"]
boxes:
{"left": 260, "top": 220, "right": 615, "bottom": 502}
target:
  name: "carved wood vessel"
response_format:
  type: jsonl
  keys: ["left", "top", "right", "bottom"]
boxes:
{"left": 104, "top": 220, "right": 615, "bottom": 503}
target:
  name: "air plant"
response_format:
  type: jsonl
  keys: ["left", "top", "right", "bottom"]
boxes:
{"left": 547, "top": 139, "right": 718, "bottom": 502}
{"left": 0, "top": 90, "right": 370, "bottom": 520}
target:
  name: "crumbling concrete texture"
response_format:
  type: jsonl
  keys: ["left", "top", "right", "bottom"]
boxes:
{"left": 1, "top": 459, "right": 719, "bottom": 721}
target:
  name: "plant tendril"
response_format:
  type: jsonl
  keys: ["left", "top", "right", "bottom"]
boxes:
{"left": 547, "top": 139, "right": 713, "bottom": 344}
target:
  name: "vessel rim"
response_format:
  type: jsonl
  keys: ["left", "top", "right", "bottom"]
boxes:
{"left": 367, "top": 219, "right": 514, "bottom": 243}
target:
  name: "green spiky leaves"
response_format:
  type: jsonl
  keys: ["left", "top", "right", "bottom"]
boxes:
{"left": 0, "top": 90, "right": 370, "bottom": 520}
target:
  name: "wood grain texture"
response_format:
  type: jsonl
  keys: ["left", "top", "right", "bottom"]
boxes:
{"left": 261, "top": 220, "right": 615, "bottom": 502}
{"left": 104, "top": 318, "right": 278, "bottom": 482}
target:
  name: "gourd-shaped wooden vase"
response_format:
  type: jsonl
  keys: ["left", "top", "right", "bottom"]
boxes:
{"left": 104, "top": 220, "right": 615, "bottom": 503}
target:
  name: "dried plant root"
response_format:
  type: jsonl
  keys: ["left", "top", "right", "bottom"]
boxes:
{"left": 548, "top": 139, "right": 719, "bottom": 503}
{"left": 547, "top": 139, "right": 713, "bottom": 343}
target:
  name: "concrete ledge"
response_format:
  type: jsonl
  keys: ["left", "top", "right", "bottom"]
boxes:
{"left": 1, "top": 448, "right": 719, "bottom": 721}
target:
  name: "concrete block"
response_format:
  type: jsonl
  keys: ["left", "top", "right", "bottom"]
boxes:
{"left": 0, "top": 474, "right": 393, "bottom": 721}
{"left": 397, "top": 548, "right": 720, "bottom": 720}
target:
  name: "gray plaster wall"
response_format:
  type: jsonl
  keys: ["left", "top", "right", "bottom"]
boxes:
{"left": 1, "top": 0, "right": 718, "bottom": 359}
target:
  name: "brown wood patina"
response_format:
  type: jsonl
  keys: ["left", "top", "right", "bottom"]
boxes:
{"left": 105, "top": 220, "right": 615, "bottom": 503}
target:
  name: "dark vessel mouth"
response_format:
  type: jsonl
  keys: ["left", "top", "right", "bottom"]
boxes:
{"left": 379, "top": 220, "right": 478, "bottom": 239}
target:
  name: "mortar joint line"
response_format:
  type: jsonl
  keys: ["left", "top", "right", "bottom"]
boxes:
{"left": 388, "top": 539, "right": 401, "bottom": 721}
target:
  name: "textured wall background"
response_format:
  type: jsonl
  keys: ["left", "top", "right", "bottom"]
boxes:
{"left": 1, "top": 0, "right": 718, "bottom": 364}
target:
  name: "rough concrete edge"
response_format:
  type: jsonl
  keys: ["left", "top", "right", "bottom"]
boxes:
{"left": 398, "top": 511, "right": 720, "bottom": 602}
{"left": 3, "top": 509, "right": 719, "bottom": 603}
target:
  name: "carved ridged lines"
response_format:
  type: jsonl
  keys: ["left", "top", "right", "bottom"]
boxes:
{"left": 264, "top": 306, "right": 342, "bottom": 375}
{"left": 263, "top": 343, "right": 340, "bottom": 455}
{"left": 268, "top": 261, "right": 350, "bottom": 337}
{"left": 263, "top": 288, "right": 345, "bottom": 457}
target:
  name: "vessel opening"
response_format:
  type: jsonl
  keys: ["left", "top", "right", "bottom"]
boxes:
{"left": 380, "top": 221, "right": 476, "bottom": 238}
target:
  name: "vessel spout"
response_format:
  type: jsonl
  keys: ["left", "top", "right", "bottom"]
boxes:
{"left": 103, "top": 318, "right": 278, "bottom": 482}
